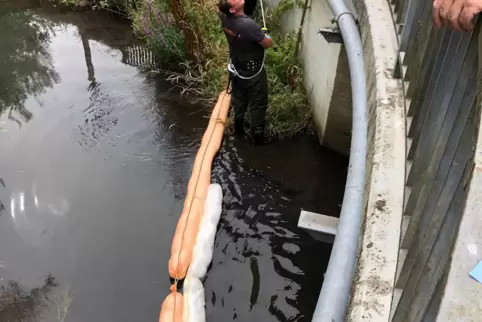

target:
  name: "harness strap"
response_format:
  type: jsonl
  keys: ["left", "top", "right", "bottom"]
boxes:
{"left": 226, "top": 71, "right": 233, "bottom": 94}
{"left": 227, "top": 51, "right": 266, "bottom": 80}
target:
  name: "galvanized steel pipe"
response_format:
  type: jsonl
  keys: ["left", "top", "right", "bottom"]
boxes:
{"left": 312, "top": 0, "right": 367, "bottom": 321}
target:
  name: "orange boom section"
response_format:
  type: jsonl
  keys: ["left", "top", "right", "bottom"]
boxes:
{"left": 159, "top": 91, "right": 231, "bottom": 322}
{"left": 159, "top": 290, "right": 183, "bottom": 322}
{"left": 168, "top": 91, "right": 231, "bottom": 281}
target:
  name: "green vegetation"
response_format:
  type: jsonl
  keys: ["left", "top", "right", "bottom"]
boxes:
{"left": 132, "top": 0, "right": 230, "bottom": 96}
{"left": 264, "top": 32, "right": 311, "bottom": 136}
{"left": 56, "top": 0, "right": 312, "bottom": 137}
{"left": 131, "top": 0, "right": 186, "bottom": 64}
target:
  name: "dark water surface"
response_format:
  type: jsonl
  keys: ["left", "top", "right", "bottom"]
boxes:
{"left": 0, "top": 3, "right": 348, "bottom": 322}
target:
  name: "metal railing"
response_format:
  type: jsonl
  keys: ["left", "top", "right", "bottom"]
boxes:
{"left": 390, "top": 0, "right": 480, "bottom": 320}
{"left": 312, "top": 0, "right": 368, "bottom": 320}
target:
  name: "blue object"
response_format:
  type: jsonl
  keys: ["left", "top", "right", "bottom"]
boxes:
{"left": 266, "top": 34, "right": 271, "bottom": 39}
{"left": 469, "top": 261, "right": 482, "bottom": 284}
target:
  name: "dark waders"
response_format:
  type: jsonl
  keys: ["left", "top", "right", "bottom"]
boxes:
{"left": 228, "top": 62, "right": 269, "bottom": 145}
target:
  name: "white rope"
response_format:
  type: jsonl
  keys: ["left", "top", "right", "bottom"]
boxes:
{"left": 260, "top": 0, "right": 267, "bottom": 30}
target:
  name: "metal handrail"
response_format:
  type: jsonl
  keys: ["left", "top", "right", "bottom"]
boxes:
{"left": 312, "top": 0, "right": 368, "bottom": 320}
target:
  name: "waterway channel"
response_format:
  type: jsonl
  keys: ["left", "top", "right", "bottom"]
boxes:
{"left": 0, "top": 3, "right": 348, "bottom": 321}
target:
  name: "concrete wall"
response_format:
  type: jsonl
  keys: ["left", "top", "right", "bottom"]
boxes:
{"left": 266, "top": 0, "right": 352, "bottom": 156}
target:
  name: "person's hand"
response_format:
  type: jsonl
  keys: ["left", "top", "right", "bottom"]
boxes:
{"left": 433, "top": 0, "right": 481, "bottom": 32}
{"left": 262, "top": 28, "right": 271, "bottom": 39}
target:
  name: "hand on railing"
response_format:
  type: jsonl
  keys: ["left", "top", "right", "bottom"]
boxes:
{"left": 433, "top": 0, "right": 481, "bottom": 32}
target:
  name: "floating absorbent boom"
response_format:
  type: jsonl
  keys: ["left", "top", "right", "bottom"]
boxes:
{"left": 159, "top": 91, "right": 231, "bottom": 322}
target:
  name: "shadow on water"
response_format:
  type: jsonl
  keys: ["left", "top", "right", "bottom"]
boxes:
{"left": 0, "top": 1, "right": 348, "bottom": 321}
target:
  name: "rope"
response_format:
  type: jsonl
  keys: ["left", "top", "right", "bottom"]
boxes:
{"left": 259, "top": 0, "right": 267, "bottom": 30}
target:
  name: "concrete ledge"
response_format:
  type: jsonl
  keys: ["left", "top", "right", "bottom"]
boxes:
{"left": 347, "top": 0, "right": 406, "bottom": 320}
{"left": 266, "top": 0, "right": 353, "bottom": 156}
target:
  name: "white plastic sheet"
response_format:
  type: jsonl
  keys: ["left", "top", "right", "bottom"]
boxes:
{"left": 183, "top": 275, "right": 205, "bottom": 322}
{"left": 189, "top": 183, "right": 223, "bottom": 279}
{"left": 183, "top": 183, "right": 223, "bottom": 322}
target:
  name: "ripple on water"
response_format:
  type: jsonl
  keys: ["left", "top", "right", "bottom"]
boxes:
{"left": 205, "top": 138, "right": 341, "bottom": 321}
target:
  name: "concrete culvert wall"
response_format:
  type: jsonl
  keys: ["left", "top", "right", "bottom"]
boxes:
{"left": 266, "top": 0, "right": 354, "bottom": 156}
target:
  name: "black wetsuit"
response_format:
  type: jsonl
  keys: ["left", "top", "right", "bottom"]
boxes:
{"left": 218, "top": 10, "right": 268, "bottom": 143}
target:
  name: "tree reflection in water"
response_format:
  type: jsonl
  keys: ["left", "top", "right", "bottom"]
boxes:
{"left": 0, "top": 274, "right": 72, "bottom": 322}
{"left": 0, "top": 7, "right": 67, "bottom": 321}
{"left": 0, "top": 7, "right": 60, "bottom": 127}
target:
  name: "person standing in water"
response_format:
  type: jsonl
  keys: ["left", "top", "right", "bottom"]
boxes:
{"left": 217, "top": 0, "right": 273, "bottom": 145}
